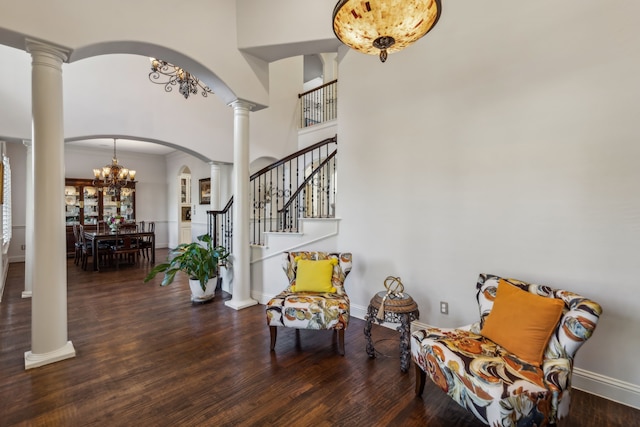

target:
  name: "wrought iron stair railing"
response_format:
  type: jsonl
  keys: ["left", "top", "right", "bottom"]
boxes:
{"left": 299, "top": 79, "right": 337, "bottom": 128}
{"left": 207, "top": 196, "right": 233, "bottom": 252}
{"left": 208, "top": 136, "right": 338, "bottom": 249}
{"left": 278, "top": 150, "right": 337, "bottom": 234}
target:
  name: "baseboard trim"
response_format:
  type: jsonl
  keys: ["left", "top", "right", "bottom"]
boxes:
{"left": 573, "top": 367, "right": 640, "bottom": 410}
{"left": 351, "top": 303, "right": 367, "bottom": 321}
{"left": 0, "top": 256, "right": 7, "bottom": 302}
{"left": 24, "top": 341, "right": 76, "bottom": 370}
{"left": 224, "top": 298, "right": 258, "bottom": 311}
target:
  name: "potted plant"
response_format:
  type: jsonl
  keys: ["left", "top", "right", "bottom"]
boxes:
{"left": 144, "top": 233, "right": 229, "bottom": 303}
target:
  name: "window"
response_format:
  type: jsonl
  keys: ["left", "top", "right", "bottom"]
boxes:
{"left": 2, "top": 154, "right": 11, "bottom": 246}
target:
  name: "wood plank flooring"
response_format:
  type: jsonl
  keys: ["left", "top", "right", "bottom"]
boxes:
{"left": 1, "top": 251, "right": 638, "bottom": 426}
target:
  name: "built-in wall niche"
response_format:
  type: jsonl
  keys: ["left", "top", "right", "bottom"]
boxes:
{"left": 181, "top": 206, "right": 191, "bottom": 222}
{"left": 180, "top": 174, "right": 191, "bottom": 205}
{"left": 178, "top": 170, "right": 192, "bottom": 244}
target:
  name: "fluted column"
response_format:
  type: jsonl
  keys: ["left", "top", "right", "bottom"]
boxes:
{"left": 24, "top": 40, "right": 75, "bottom": 369}
{"left": 22, "top": 140, "right": 33, "bottom": 298}
{"left": 225, "top": 100, "right": 257, "bottom": 310}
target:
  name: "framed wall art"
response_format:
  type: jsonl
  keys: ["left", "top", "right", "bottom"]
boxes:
{"left": 199, "top": 178, "right": 211, "bottom": 204}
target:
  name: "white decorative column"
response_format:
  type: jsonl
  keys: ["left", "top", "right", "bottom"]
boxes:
{"left": 225, "top": 100, "right": 257, "bottom": 310}
{"left": 24, "top": 40, "right": 75, "bottom": 369}
{"left": 209, "top": 162, "right": 221, "bottom": 211}
{"left": 22, "top": 140, "right": 33, "bottom": 298}
{"left": 211, "top": 161, "right": 229, "bottom": 293}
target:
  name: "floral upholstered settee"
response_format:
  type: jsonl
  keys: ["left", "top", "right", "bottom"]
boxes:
{"left": 411, "top": 273, "right": 602, "bottom": 426}
{"left": 266, "top": 251, "right": 352, "bottom": 354}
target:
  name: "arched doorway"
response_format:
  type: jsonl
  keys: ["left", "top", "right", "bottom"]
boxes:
{"left": 178, "top": 166, "right": 192, "bottom": 244}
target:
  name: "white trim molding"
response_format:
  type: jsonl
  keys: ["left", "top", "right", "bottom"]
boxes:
{"left": 24, "top": 341, "right": 76, "bottom": 370}
{"left": 572, "top": 367, "right": 640, "bottom": 410}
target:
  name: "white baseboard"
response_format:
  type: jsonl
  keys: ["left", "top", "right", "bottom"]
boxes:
{"left": 351, "top": 303, "right": 367, "bottom": 321}
{"left": 573, "top": 367, "right": 640, "bottom": 410}
{"left": 252, "top": 291, "right": 271, "bottom": 306}
{"left": 224, "top": 298, "right": 258, "bottom": 310}
{"left": 0, "top": 256, "right": 7, "bottom": 302}
{"left": 24, "top": 341, "right": 76, "bottom": 369}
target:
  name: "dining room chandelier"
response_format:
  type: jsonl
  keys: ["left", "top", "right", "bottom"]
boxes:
{"left": 148, "top": 58, "right": 213, "bottom": 99}
{"left": 92, "top": 139, "right": 136, "bottom": 195}
{"left": 332, "top": 0, "right": 442, "bottom": 63}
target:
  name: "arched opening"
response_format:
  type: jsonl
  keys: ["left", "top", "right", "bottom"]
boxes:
{"left": 178, "top": 166, "right": 192, "bottom": 244}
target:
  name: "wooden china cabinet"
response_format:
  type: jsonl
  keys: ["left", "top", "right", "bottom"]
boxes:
{"left": 64, "top": 178, "right": 136, "bottom": 256}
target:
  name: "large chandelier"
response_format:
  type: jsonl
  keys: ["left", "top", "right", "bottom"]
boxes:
{"left": 92, "top": 139, "right": 136, "bottom": 195}
{"left": 332, "top": 0, "right": 442, "bottom": 63}
{"left": 149, "top": 58, "right": 213, "bottom": 99}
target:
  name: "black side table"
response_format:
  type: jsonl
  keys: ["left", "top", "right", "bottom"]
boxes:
{"left": 364, "top": 291, "right": 419, "bottom": 372}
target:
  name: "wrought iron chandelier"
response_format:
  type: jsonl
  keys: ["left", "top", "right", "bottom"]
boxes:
{"left": 332, "top": 0, "right": 442, "bottom": 63}
{"left": 149, "top": 58, "right": 213, "bottom": 99}
{"left": 92, "top": 139, "right": 136, "bottom": 195}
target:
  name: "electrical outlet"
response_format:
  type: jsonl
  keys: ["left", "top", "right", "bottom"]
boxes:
{"left": 21, "top": 244, "right": 26, "bottom": 250}
{"left": 440, "top": 301, "right": 449, "bottom": 315}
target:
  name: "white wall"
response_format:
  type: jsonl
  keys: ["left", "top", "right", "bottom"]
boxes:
{"left": 250, "top": 56, "right": 304, "bottom": 161}
{"left": 0, "top": 0, "right": 270, "bottom": 107}
{"left": 236, "top": 0, "right": 339, "bottom": 61}
{"left": 336, "top": 0, "right": 640, "bottom": 406}
{"left": 62, "top": 54, "right": 235, "bottom": 164}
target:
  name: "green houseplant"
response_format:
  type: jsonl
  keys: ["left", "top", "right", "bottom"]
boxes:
{"left": 144, "top": 234, "right": 229, "bottom": 301}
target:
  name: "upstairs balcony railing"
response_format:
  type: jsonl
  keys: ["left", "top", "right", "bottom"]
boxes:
{"left": 208, "top": 136, "right": 338, "bottom": 248}
{"left": 299, "top": 79, "right": 337, "bottom": 128}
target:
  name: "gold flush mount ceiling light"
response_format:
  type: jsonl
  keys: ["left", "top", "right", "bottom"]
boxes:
{"left": 332, "top": 0, "right": 441, "bottom": 63}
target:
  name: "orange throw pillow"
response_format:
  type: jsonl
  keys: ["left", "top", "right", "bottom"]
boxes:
{"left": 481, "top": 279, "right": 564, "bottom": 366}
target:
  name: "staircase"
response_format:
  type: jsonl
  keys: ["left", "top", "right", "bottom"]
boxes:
{"left": 208, "top": 79, "right": 338, "bottom": 252}
{"left": 208, "top": 135, "right": 338, "bottom": 250}
{"left": 207, "top": 80, "right": 341, "bottom": 305}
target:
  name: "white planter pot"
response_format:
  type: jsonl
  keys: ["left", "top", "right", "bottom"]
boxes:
{"left": 189, "top": 277, "right": 216, "bottom": 303}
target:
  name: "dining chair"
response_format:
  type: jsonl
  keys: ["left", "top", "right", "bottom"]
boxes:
{"left": 72, "top": 223, "right": 82, "bottom": 266}
{"left": 120, "top": 223, "right": 137, "bottom": 232}
{"left": 139, "top": 221, "right": 155, "bottom": 259}
{"left": 135, "top": 221, "right": 145, "bottom": 257}
{"left": 109, "top": 231, "right": 139, "bottom": 269}
{"left": 78, "top": 224, "right": 92, "bottom": 271}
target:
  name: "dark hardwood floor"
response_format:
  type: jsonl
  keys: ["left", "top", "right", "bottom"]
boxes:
{"left": 1, "top": 251, "right": 638, "bottom": 426}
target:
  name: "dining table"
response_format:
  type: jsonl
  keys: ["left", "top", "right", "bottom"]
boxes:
{"left": 83, "top": 229, "right": 155, "bottom": 271}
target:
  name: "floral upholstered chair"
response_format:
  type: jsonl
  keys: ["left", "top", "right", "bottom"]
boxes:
{"left": 266, "top": 251, "right": 352, "bottom": 355}
{"left": 411, "top": 273, "right": 602, "bottom": 426}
